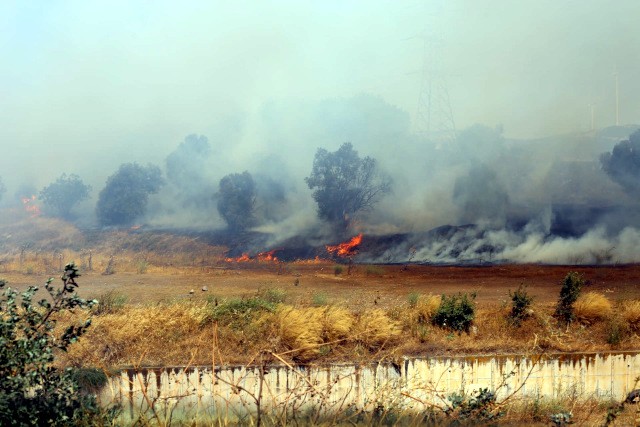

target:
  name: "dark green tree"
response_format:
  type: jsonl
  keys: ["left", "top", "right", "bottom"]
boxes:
{"left": 217, "top": 171, "right": 256, "bottom": 231}
{"left": 96, "top": 163, "right": 164, "bottom": 226}
{"left": 305, "top": 142, "right": 390, "bottom": 230}
{"left": 554, "top": 271, "right": 584, "bottom": 325}
{"left": 600, "top": 129, "right": 640, "bottom": 194}
{"left": 39, "top": 173, "right": 91, "bottom": 219}
{"left": 0, "top": 263, "right": 116, "bottom": 425}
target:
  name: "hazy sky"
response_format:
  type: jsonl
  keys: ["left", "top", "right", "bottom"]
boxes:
{"left": 1, "top": 0, "right": 639, "bottom": 190}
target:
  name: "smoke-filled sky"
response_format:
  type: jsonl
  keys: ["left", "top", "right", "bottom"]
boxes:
{"left": 2, "top": 0, "right": 640, "bottom": 264}
{"left": 2, "top": 0, "right": 639, "bottom": 184}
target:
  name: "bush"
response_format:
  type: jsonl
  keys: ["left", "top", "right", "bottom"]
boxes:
{"left": 258, "top": 287, "right": 287, "bottom": 304}
{"left": 509, "top": 284, "right": 533, "bottom": 326}
{"left": 432, "top": 292, "right": 477, "bottom": 333}
{"left": 0, "top": 263, "right": 116, "bottom": 425}
{"left": 334, "top": 265, "right": 344, "bottom": 275}
{"left": 312, "top": 292, "right": 328, "bottom": 306}
{"left": 554, "top": 272, "right": 584, "bottom": 325}
{"left": 573, "top": 292, "right": 613, "bottom": 324}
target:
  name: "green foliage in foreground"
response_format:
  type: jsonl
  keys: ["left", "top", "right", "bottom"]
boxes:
{"left": 0, "top": 263, "right": 117, "bottom": 425}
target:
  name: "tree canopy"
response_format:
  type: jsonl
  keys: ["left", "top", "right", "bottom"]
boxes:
{"left": 600, "top": 129, "right": 640, "bottom": 194}
{"left": 305, "top": 142, "right": 390, "bottom": 229}
{"left": 165, "top": 134, "right": 211, "bottom": 188}
{"left": 217, "top": 171, "right": 256, "bottom": 231}
{"left": 96, "top": 163, "right": 164, "bottom": 226}
{"left": 39, "top": 173, "right": 91, "bottom": 219}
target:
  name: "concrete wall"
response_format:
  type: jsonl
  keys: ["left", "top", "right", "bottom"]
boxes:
{"left": 101, "top": 352, "right": 640, "bottom": 422}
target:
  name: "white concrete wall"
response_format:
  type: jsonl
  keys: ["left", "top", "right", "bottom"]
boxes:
{"left": 100, "top": 352, "right": 640, "bottom": 422}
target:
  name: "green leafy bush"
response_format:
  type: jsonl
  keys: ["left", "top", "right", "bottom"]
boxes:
{"left": 0, "top": 263, "right": 117, "bottom": 425}
{"left": 509, "top": 284, "right": 533, "bottom": 326}
{"left": 555, "top": 272, "right": 584, "bottom": 325}
{"left": 432, "top": 292, "right": 476, "bottom": 333}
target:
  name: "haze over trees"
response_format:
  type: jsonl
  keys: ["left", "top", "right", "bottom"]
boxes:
{"left": 165, "top": 134, "right": 212, "bottom": 203}
{"left": 96, "top": 163, "right": 164, "bottom": 226}
{"left": 305, "top": 142, "right": 391, "bottom": 231}
{"left": 217, "top": 171, "right": 256, "bottom": 231}
{"left": 0, "top": 177, "right": 5, "bottom": 202}
{"left": 39, "top": 174, "right": 91, "bottom": 220}
{"left": 453, "top": 164, "right": 509, "bottom": 226}
{"left": 600, "top": 129, "right": 640, "bottom": 194}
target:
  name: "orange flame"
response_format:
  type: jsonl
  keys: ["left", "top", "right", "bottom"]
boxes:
{"left": 225, "top": 253, "right": 251, "bottom": 263}
{"left": 256, "top": 250, "right": 279, "bottom": 263}
{"left": 21, "top": 195, "right": 41, "bottom": 217}
{"left": 326, "top": 234, "right": 363, "bottom": 258}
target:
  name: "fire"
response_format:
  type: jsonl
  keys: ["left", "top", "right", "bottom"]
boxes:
{"left": 21, "top": 195, "right": 41, "bottom": 217}
{"left": 256, "top": 250, "right": 279, "bottom": 262}
{"left": 224, "top": 250, "right": 280, "bottom": 263}
{"left": 225, "top": 253, "right": 251, "bottom": 263}
{"left": 326, "top": 234, "right": 363, "bottom": 258}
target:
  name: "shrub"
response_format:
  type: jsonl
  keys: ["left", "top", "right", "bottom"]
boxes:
{"left": 509, "top": 284, "right": 533, "bottom": 326}
{"left": 554, "top": 272, "right": 584, "bottom": 325}
{"left": 0, "top": 263, "right": 116, "bottom": 425}
{"left": 573, "top": 292, "right": 613, "bottom": 324}
{"left": 432, "top": 292, "right": 477, "bottom": 333}
{"left": 606, "top": 317, "right": 630, "bottom": 346}
{"left": 202, "top": 296, "right": 275, "bottom": 329}
{"left": 334, "top": 265, "right": 344, "bottom": 276}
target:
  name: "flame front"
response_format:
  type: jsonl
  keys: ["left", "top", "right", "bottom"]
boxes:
{"left": 326, "top": 234, "right": 363, "bottom": 257}
{"left": 21, "top": 195, "right": 41, "bottom": 217}
{"left": 256, "top": 250, "right": 279, "bottom": 262}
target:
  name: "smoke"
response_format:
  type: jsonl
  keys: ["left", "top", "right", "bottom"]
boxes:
{"left": 1, "top": 2, "right": 640, "bottom": 263}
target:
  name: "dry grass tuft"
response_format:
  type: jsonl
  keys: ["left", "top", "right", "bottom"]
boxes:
{"left": 352, "top": 309, "right": 401, "bottom": 348}
{"left": 270, "top": 306, "right": 325, "bottom": 360}
{"left": 322, "top": 305, "right": 355, "bottom": 342}
{"left": 415, "top": 294, "right": 441, "bottom": 321}
{"left": 621, "top": 299, "right": 640, "bottom": 331}
{"left": 573, "top": 292, "right": 613, "bottom": 324}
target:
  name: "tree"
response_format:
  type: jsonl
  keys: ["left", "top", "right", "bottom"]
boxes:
{"left": 0, "top": 263, "right": 115, "bottom": 425}
{"left": 96, "top": 163, "right": 164, "bottom": 226}
{"left": 305, "top": 142, "right": 390, "bottom": 229}
{"left": 600, "top": 129, "right": 640, "bottom": 194}
{"left": 217, "top": 172, "right": 256, "bottom": 231}
{"left": 39, "top": 173, "right": 91, "bottom": 219}
{"left": 165, "top": 134, "right": 211, "bottom": 188}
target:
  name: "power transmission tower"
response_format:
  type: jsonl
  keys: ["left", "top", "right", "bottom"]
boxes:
{"left": 415, "top": 34, "right": 457, "bottom": 145}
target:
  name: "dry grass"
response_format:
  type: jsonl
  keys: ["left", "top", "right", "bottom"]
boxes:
{"left": 621, "top": 299, "right": 640, "bottom": 331}
{"left": 268, "top": 306, "right": 325, "bottom": 361}
{"left": 574, "top": 292, "right": 613, "bottom": 324}
{"left": 352, "top": 308, "right": 402, "bottom": 349}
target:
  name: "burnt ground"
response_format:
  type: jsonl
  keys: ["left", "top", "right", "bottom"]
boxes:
{"left": 4, "top": 263, "right": 640, "bottom": 308}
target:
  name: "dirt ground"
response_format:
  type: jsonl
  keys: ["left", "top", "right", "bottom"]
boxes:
{"left": 5, "top": 263, "right": 640, "bottom": 308}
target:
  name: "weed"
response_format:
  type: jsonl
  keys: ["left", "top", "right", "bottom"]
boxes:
{"left": 312, "top": 292, "right": 328, "bottom": 306}
{"left": 621, "top": 299, "right": 640, "bottom": 331}
{"left": 136, "top": 259, "right": 148, "bottom": 274}
{"left": 259, "top": 287, "right": 287, "bottom": 304}
{"left": 509, "top": 284, "right": 533, "bottom": 326}
{"left": 92, "top": 290, "right": 128, "bottom": 315}
{"left": 333, "top": 265, "right": 344, "bottom": 275}
{"left": 407, "top": 292, "right": 420, "bottom": 308}
{"left": 365, "top": 265, "right": 385, "bottom": 276}
{"left": 433, "top": 292, "right": 477, "bottom": 333}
